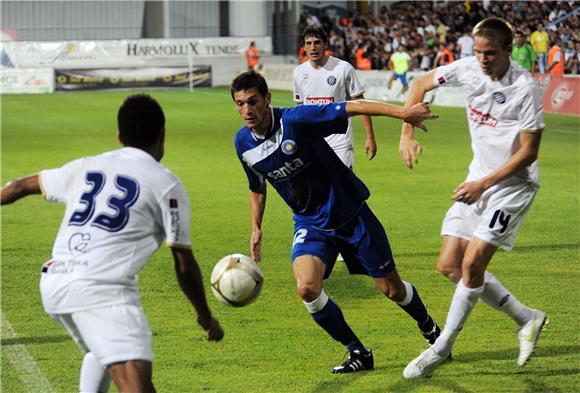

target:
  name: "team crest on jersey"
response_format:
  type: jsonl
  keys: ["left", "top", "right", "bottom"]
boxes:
{"left": 492, "top": 92, "right": 507, "bottom": 104}
{"left": 281, "top": 139, "right": 297, "bottom": 155}
{"left": 327, "top": 76, "right": 337, "bottom": 85}
{"left": 302, "top": 73, "right": 309, "bottom": 80}
{"left": 472, "top": 76, "right": 482, "bottom": 85}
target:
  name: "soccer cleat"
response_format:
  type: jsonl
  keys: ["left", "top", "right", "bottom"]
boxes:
{"left": 517, "top": 309, "right": 547, "bottom": 366}
{"left": 331, "top": 349, "right": 374, "bottom": 374}
{"left": 421, "top": 323, "right": 441, "bottom": 345}
{"left": 403, "top": 346, "right": 449, "bottom": 379}
{"left": 421, "top": 323, "right": 452, "bottom": 359}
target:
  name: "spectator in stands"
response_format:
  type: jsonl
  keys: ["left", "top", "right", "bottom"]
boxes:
{"left": 564, "top": 40, "right": 577, "bottom": 75}
{"left": 531, "top": 24, "right": 550, "bottom": 73}
{"left": 434, "top": 43, "right": 455, "bottom": 67}
{"left": 457, "top": 30, "right": 474, "bottom": 58}
{"left": 355, "top": 44, "right": 372, "bottom": 70}
{"left": 388, "top": 45, "right": 412, "bottom": 93}
{"left": 548, "top": 39, "right": 565, "bottom": 77}
{"left": 246, "top": 41, "right": 260, "bottom": 71}
{"left": 512, "top": 31, "right": 537, "bottom": 73}
{"left": 419, "top": 44, "right": 434, "bottom": 71}
{"left": 295, "top": 1, "right": 577, "bottom": 75}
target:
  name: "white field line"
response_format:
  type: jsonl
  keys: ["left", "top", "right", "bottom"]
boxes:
{"left": 1, "top": 312, "right": 54, "bottom": 392}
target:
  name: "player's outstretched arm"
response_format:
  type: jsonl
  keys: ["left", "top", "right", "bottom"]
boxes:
{"left": 249, "top": 183, "right": 267, "bottom": 262}
{"left": 345, "top": 99, "right": 438, "bottom": 132}
{"left": 171, "top": 247, "right": 224, "bottom": 342}
{"left": 0, "top": 174, "right": 41, "bottom": 205}
{"left": 400, "top": 70, "right": 439, "bottom": 169}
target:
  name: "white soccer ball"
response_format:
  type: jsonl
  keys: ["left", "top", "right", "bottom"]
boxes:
{"left": 210, "top": 254, "right": 263, "bottom": 307}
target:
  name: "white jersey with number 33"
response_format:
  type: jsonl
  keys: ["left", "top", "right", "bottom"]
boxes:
{"left": 434, "top": 57, "right": 545, "bottom": 188}
{"left": 293, "top": 56, "right": 364, "bottom": 155}
{"left": 38, "top": 147, "right": 192, "bottom": 313}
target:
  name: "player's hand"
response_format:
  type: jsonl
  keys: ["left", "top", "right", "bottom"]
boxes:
{"left": 403, "top": 102, "right": 438, "bottom": 132}
{"left": 198, "top": 316, "right": 224, "bottom": 342}
{"left": 451, "top": 181, "right": 486, "bottom": 205}
{"left": 399, "top": 129, "right": 423, "bottom": 169}
{"left": 365, "top": 137, "right": 377, "bottom": 160}
{"left": 250, "top": 229, "right": 262, "bottom": 262}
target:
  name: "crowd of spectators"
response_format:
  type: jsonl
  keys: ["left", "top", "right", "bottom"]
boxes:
{"left": 298, "top": 1, "right": 579, "bottom": 75}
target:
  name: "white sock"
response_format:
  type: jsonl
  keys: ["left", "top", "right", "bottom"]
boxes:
{"left": 79, "top": 352, "right": 111, "bottom": 393}
{"left": 432, "top": 280, "right": 484, "bottom": 355}
{"left": 396, "top": 281, "right": 414, "bottom": 306}
{"left": 303, "top": 290, "right": 329, "bottom": 314}
{"left": 480, "top": 271, "right": 533, "bottom": 326}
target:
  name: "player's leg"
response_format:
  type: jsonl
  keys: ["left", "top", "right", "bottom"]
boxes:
{"left": 401, "top": 73, "right": 408, "bottom": 93}
{"left": 350, "top": 203, "right": 441, "bottom": 344}
{"left": 373, "top": 270, "right": 440, "bottom": 345}
{"left": 437, "top": 235, "right": 468, "bottom": 283}
{"left": 80, "top": 352, "right": 111, "bottom": 393}
{"left": 293, "top": 255, "right": 370, "bottom": 354}
{"left": 404, "top": 237, "right": 495, "bottom": 378}
{"left": 472, "top": 184, "right": 546, "bottom": 365}
{"left": 387, "top": 75, "right": 394, "bottom": 90}
{"left": 107, "top": 360, "right": 155, "bottom": 393}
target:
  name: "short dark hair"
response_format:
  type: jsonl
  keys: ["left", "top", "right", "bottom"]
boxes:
{"left": 301, "top": 25, "right": 328, "bottom": 46}
{"left": 117, "top": 94, "right": 165, "bottom": 148}
{"left": 473, "top": 17, "right": 513, "bottom": 50}
{"left": 230, "top": 70, "right": 269, "bottom": 99}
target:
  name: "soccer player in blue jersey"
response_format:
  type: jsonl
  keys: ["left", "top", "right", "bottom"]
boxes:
{"left": 231, "top": 70, "right": 440, "bottom": 373}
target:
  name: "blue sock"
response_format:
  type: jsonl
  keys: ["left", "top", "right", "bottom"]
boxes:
{"left": 397, "top": 282, "right": 434, "bottom": 333}
{"left": 307, "top": 292, "right": 368, "bottom": 354}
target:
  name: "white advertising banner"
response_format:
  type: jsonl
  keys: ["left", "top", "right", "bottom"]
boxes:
{"left": 0, "top": 68, "right": 54, "bottom": 94}
{"left": 1, "top": 37, "right": 272, "bottom": 69}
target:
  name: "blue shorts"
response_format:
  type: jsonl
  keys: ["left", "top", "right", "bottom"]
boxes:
{"left": 393, "top": 73, "right": 408, "bottom": 86}
{"left": 291, "top": 203, "right": 396, "bottom": 278}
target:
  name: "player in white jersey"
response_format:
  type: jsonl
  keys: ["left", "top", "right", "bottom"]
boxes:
{"left": 399, "top": 18, "right": 547, "bottom": 379}
{"left": 294, "top": 25, "right": 376, "bottom": 169}
{"left": 1, "top": 94, "right": 224, "bottom": 392}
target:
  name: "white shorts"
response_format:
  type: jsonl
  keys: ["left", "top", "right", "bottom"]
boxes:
{"left": 441, "top": 181, "right": 537, "bottom": 250}
{"left": 50, "top": 303, "right": 153, "bottom": 366}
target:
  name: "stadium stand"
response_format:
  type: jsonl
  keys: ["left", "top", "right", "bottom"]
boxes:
{"left": 303, "top": 1, "right": 579, "bottom": 75}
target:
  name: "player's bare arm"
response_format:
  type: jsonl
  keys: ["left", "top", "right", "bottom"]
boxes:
{"left": 0, "top": 174, "right": 41, "bottom": 205}
{"left": 352, "top": 93, "right": 377, "bottom": 160}
{"left": 249, "top": 183, "right": 267, "bottom": 262}
{"left": 399, "top": 70, "right": 440, "bottom": 169}
{"left": 171, "top": 247, "right": 224, "bottom": 341}
{"left": 345, "top": 100, "right": 437, "bottom": 132}
{"left": 452, "top": 131, "right": 543, "bottom": 204}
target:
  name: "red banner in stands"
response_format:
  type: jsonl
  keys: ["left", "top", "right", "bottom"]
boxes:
{"left": 535, "top": 75, "right": 580, "bottom": 116}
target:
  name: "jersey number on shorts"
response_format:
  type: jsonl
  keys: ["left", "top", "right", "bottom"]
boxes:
{"left": 293, "top": 229, "right": 308, "bottom": 246}
{"left": 68, "top": 172, "right": 140, "bottom": 232}
{"left": 489, "top": 209, "right": 511, "bottom": 234}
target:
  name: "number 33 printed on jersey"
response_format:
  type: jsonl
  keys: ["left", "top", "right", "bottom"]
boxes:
{"left": 68, "top": 171, "right": 140, "bottom": 232}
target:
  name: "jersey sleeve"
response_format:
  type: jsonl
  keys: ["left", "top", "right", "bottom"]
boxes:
{"left": 160, "top": 182, "right": 192, "bottom": 249}
{"left": 293, "top": 68, "right": 303, "bottom": 102}
{"left": 38, "top": 158, "right": 84, "bottom": 204}
{"left": 345, "top": 63, "right": 364, "bottom": 97}
{"left": 433, "top": 60, "right": 463, "bottom": 87}
{"left": 518, "top": 82, "right": 545, "bottom": 132}
{"left": 289, "top": 102, "right": 349, "bottom": 137}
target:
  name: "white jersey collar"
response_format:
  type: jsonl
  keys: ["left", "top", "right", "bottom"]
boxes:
{"left": 120, "top": 146, "right": 157, "bottom": 162}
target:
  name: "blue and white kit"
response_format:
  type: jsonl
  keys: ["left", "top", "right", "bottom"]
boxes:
{"left": 235, "top": 103, "right": 396, "bottom": 277}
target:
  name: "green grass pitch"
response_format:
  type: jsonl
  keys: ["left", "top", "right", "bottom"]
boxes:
{"left": 1, "top": 88, "right": 579, "bottom": 392}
